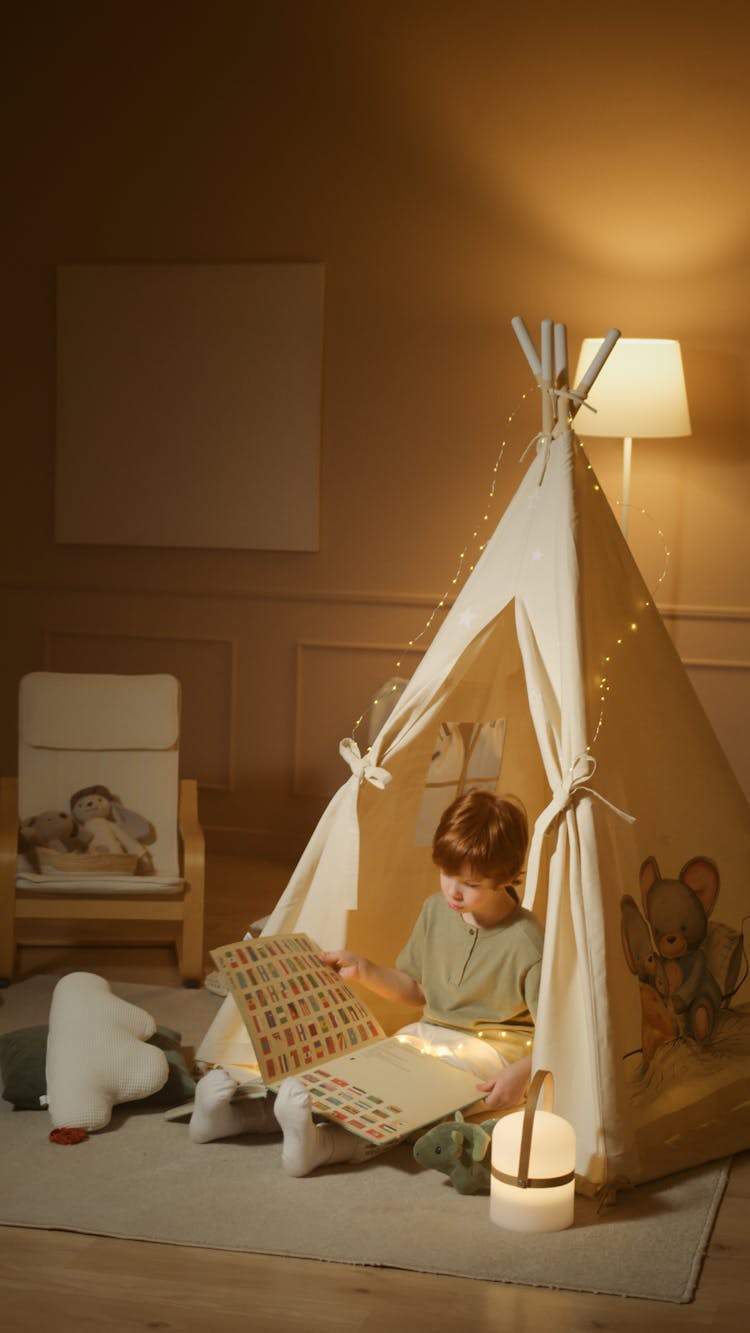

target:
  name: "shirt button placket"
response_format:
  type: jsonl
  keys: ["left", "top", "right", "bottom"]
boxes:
{"left": 458, "top": 923, "right": 477, "bottom": 983}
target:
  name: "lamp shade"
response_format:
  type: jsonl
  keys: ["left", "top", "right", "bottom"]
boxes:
{"left": 573, "top": 338, "right": 691, "bottom": 439}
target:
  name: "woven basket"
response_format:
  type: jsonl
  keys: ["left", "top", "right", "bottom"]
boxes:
{"left": 36, "top": 848, "right": 141, "bottom": 876}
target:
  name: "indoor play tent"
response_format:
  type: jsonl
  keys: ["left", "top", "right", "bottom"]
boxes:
{"left": 198, "top": 318, "right": 750, "bottom": 1194}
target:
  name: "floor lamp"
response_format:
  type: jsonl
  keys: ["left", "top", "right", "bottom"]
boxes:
{"left": 572, "top": 338, "right": 691, "bottom": 538}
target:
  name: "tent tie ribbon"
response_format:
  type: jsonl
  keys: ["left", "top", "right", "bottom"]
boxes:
{"left": 551, "top": 386, "right": 597, "bottom": 414}
{"left": 542, "top": 753, "right": 635, "bottom": 830}
{"left": 339, "top": 738, "right": 392, "bottom": 790}
{"left": 520, "top": 430, "right": 552, "bottom": 463}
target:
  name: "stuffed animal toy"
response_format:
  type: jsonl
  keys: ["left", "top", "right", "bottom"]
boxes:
{"left": 413, "top": 1110, "right": 497, "bottom": 1194}
{"left": 638, "top": 856, "right": 723, "bottom": 1043}
{"left": 70, "top": 785, "right": 154, "bottom": 873}
{"left": 19, "top": 809, "right": 79, "bottom": 859}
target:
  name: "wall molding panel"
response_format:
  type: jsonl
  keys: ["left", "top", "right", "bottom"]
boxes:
{"left": 294, "top": 639, "right": 424, "bottom": 799}
{"left": 681, "top": 655, "right": 750, "bottom": 800}
{"left": 683, "top": 658, "right": 750, "bottom": 671}
{"left": 1, "top": 579, "right": 459, "bottom": 611}
{"left": 658, "top": 605, "right": 750, "bottom": 623}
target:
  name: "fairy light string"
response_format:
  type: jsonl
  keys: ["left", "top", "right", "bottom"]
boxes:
{"left": 351, "top": 386, "right": 535, "bottom": 743}
{"left": 349, "top": 390, "right": 672, "bottom": 763}
{"left": 574, "top": 434, "right": 671, "bottom": 751}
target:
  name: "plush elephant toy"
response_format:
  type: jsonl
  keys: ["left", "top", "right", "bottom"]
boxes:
{"left": 413, "top": 1111, "right": 497, "bottom": 1194}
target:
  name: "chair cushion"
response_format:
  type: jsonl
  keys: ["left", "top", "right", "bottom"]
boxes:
{"left": 20, "top": 673, "right": 180, "bottom": 751}
{"left": 14, "top": 867, "right": 184, "bottom": 891}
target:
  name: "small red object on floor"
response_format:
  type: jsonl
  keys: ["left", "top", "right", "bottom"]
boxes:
{"left": 49, "top": 1127, "right": 89, "bottom": 1145}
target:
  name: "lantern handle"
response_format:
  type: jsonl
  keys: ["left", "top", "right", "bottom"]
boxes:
{"left": 491, "top": 1068, "right": 576, "bottom": 1191}
{"left": 516, "top": 1069, "right": 554, "bottom": 1187}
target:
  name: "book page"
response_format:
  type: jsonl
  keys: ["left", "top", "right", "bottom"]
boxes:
{"left": 299, "top": 1038, "right": 482, "bottom": 1143}
{"left": 211, "top": 934, "right": 386, "bottom": 1086}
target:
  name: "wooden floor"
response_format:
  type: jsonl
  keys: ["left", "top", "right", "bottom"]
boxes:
{"left": 2, "top": 853, "right": 748, "bottom": 1333}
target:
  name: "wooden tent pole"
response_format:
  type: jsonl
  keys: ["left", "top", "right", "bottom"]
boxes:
{"left": 540, "top": 319, "right": 555, "bottom": 437}
{"left": 510, "top": 315, "right": 557, "bottom": 440}
{"left": 554, "top": 322, "right": 568, "bottom": 387}
{"left": 511, "top": 315, "right": 542, "bottom": 377}
{"left": 513, "top": 315, "right": 620, "bottom": 436}
{"left": 570, "top": 327, "right": 621, "bottom": 419}
{"left": 554, "top": 322, "right": 570, "bottom": 429}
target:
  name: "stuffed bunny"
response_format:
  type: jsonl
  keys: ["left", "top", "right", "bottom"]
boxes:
{"left": 70, "top": 785, "right": 154, "bottom": 873}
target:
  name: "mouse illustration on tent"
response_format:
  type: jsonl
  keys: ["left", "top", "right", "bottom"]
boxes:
{"left": 620, "top": 856, "right": 745, "bottom": 1072}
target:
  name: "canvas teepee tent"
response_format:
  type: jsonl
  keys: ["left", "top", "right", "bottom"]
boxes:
{"left": 199, "top": 317, "right": 750, "bottom": 1194}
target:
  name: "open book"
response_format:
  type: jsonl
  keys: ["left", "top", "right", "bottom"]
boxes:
{"left": 210, "top": 933, "right": 482, "bottom": 1144}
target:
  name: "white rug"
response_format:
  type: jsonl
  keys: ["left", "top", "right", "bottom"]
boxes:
{"left": 0, "top": 976, "right": 730, "bottom": 1303}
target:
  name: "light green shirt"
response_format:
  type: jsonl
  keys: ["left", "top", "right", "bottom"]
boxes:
{"left": 396, "top": 892, "right": 543, "bottom": 1037}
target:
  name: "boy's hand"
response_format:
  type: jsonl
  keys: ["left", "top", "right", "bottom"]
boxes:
{"left": 476, "top": 1055, "right": 531, "bottom": 1110}
{"left": 320, "top": 949, "right": 367, "bottom": 982}
{"left": 320, "top": 952, "right": 425, "bottom": 1007}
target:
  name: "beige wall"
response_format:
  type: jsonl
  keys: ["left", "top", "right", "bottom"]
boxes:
{"left": 2, "top": 0, "right": 749, "bottom": 860}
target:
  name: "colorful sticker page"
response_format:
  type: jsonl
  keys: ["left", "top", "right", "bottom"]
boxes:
{"left": 298, "top": 1038, "right": 482, "bottom": 1143}
{"left": 211, "top": 934, "right": 387, "bottom": 1087}
{"left": 212, "top": 933, "right": 482, "bottom": 1143}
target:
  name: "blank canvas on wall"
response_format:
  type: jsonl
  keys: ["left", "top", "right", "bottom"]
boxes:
{"left": 55, "top": 263, "right": 323, "bottom": 550}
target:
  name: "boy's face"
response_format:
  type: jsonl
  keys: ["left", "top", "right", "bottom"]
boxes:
{"left": 438, "top": 864, "right": 502, "bottom": 922}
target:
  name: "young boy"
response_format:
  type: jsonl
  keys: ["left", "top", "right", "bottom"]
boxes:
{"left": 189, "top": 787, "right": 543, "bottom": 1176}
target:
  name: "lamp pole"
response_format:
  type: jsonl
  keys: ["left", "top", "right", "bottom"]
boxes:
{"left": 621, "top": 436, "right": 632, "bottom": 538}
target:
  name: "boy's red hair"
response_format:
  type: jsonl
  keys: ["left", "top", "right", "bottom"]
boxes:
{"left": 431, "top": 787, "right": 528, "bottom": 890}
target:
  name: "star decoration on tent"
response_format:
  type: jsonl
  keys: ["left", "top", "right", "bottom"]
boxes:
{"left": 531, "top": 548, "right": 543, "bottom": 562}
{"left": 458, "top": 607, "right": 478, "bottom": 630}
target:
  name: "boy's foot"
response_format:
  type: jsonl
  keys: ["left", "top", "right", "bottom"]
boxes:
{"left": 189, "top": 1068, "right": 277, "bottom": 1143}
{"left": 275, "top": 1076, "right": 334, "bottom": 1175}
{"left": 275, "top": 1076, "right": 375, "bottom": 1176}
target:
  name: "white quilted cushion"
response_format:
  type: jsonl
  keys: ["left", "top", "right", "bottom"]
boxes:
{"left": 45, "top": 973, "right": 169, "bottom": 1131}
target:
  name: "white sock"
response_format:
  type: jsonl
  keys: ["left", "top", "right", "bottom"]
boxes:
{"left": 274, "top": 1076, "right": 378, "bottom": 1176}
{"left": 189, "top": 1069, "right": 278, "bottom": 1143}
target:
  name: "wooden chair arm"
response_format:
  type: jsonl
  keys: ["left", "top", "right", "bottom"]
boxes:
{"left": 0, "top": 775, "right": 19, "bottom": 869}
{"left": 177, "top": 778, "right": 205, "bottom": 983}
{"left": 0, "top": 777, "right": 19, "bottom": 980}
{"left": 179, "top": 778, "right": 203, "bottom": 842}
{"left": 178, "top": 778, "right": 205, "bottom": 879}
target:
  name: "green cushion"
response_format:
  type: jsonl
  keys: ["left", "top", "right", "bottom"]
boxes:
{"left": 0, "top": 1023, "right": 196, "bottom": 1111}
{"left": 136, "top": 1025, "right": 197, "bottom": 1108}
{"left": 0, "top": 1025, "right": 48, "bottom": 1109}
